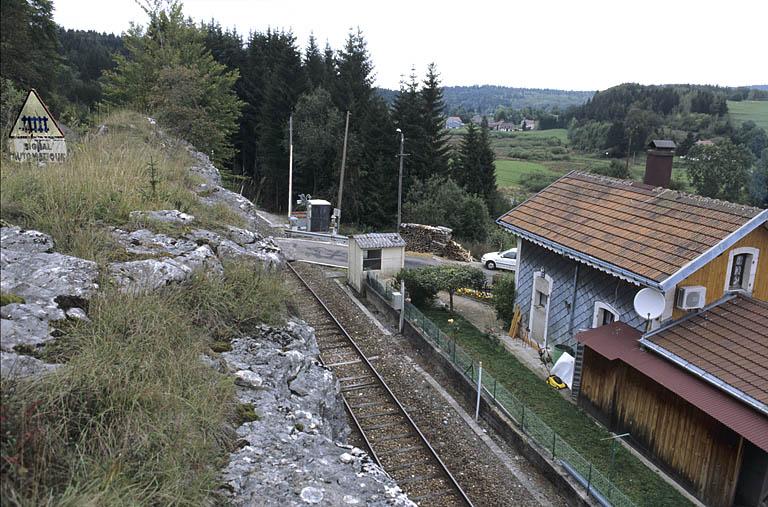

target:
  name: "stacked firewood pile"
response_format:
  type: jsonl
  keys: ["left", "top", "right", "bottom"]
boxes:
{"left": 399, "top": 223, "right": 473, "bottom": 262}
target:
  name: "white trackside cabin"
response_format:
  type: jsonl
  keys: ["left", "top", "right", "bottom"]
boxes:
{"left": 347, "top": 233, "right": 406, "bottom": 292}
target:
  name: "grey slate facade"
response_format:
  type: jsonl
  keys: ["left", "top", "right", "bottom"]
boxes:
{"left": 516, "top": 240, "right": 646, "bottom": 348}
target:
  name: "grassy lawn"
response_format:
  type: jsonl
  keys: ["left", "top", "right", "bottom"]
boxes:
{"left": 417, "top": 304, "right": 691, "bottom": 507}
{"left": 513, "top": 128, "right": 569, "bottom": 143}
{"left": 495, "top": 159, "right": 557, "bottom": 187}
{"left": 728, "top": 100, "right": 768, "bottom": 130}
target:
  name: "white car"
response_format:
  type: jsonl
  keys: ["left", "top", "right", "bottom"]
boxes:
{"left": 481, "top": 248, "right": 517, "bottom": 271}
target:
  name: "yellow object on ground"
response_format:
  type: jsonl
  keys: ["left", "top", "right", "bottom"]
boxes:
{"left": 546, "top": 375, "right": 567, "bottom": 390}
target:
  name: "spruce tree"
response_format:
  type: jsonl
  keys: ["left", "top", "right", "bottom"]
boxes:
{"left": 256, "top": 30, "right": 308, "bottom": 210}
{"left": 476, "top": 117, "right": 497, "bottom": 205}
{"left": 304, "top": 34, "right": 325, "bottom": 89}
{"left": 454, "top": 122, "right": 479, "bottom": 191}
{"left": 419, "top": 63, "right": 451, "bottom": 178}
{"left": 455, "top": 119, "right": 496, "bottom": 207}
{"left": 331, "top": 29, "right": 397, "bottom": 227}
{"left": 322, "top": 42, "right": 336, "bottom": 90}
{"left": 0, "top": 0, "right": 61, "bottom": 100}
{"left": 392, "top": 69, "right": 425, "bottom": 192}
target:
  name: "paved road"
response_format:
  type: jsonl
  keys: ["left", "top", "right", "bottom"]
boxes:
{"left": 275, "top": 237, "right": 504, "bottom": 283}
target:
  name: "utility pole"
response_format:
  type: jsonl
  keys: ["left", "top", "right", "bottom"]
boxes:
{"left": 396, "top": 129, "right": 405, "bottom": 233}
{"left": 337, "top": 111, "right": 350, "bottom": 231}
{"left": 288, "top": 114, "right": 293, "bottom": 218}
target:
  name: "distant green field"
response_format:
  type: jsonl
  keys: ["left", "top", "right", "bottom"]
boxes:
{"left": 495, "top": 159, "right": 555, "bottom": 187}
{"left": 728, "top": 100, "right": 768, "bottom": 130}
{"left": 512, "top": 128, "right": 569, "bottom": 143}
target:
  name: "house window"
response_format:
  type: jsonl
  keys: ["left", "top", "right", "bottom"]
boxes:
{"left": 592, "top": 302, "right": 620, "bottom": 328}
{"left": 729, "top": 254, "right": 748, "bottom": 289}
{"left": 725, "top": 247, "right": 759, "bottom": 293}
{"left": 536, "top": 291, "right": 548, "bottom": 307}
{"left": 362, "top": 249, "right": 382, "bottom": 271}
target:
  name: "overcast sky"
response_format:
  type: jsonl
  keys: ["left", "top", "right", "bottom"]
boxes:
{"left": 53, "top": 0, "right": 766, "bottom": 91}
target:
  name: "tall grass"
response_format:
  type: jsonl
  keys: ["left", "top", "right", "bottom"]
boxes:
{"left": 1, "top": 112, "right": 288, "bottom": 504}
{"left": 0, "top": 110, "right": 242, "bottom": 263}
{"left": 1, "top": 264, "right": 286, "bottom": 505}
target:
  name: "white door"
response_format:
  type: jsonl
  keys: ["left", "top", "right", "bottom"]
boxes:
{"left": 529, "top": 272, "right": 552, "bottom": 344}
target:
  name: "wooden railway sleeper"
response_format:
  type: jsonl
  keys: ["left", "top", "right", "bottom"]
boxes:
{"left": 377, "top": 444, "right": 424, "bottom": 458}
{"left": 362, "top": 421, "right": 404, "bottom": 432}
{"left": 397, "top": 472, "right": 444, "bottom": 486}
{"left": 374, "top": 432, "right": 414, "bottom": 443}
{"left": 341, "top": 382, "right": 381, "bottom": 392}
{"left": 337, "top": 374, "right": 374, "bottom": 383}
{"left": 355, "top": 410, "right": 400, "bottom": 420}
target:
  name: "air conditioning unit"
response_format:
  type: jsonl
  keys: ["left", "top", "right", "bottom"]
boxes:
{"left": 676, "top": 286, "right": 706, "bottom": 310}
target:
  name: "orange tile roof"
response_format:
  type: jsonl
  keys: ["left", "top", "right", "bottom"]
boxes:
{"left": 497, "top": 171, "right": 766, "bottom": 287}
{"left": 642, "top": 294, "right": 768, "bottom": 412}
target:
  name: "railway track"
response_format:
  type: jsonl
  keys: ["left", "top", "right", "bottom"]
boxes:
{"left": 286, "top": 262, "right": 473, "bottom": 507}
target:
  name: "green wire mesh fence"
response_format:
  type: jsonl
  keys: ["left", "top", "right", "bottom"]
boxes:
{"left": 367, "top": 279, "right": 637, "bottom": 507}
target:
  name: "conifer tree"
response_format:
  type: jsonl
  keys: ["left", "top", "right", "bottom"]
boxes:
{"left": 392, "top": 69, "right": 425, "bottom": 191}
{"left": 256, "top": 30, "right": 308, "bottom": 210}
{"left": 0, "top": 0, "right": 61, "bottom": 100}
{"left": 331, "top": 29, "right": 397, "bottom": 227}
{"left": 102, "top": 1, "right": 241, "bottom": 164}
{"left": 304, "top": 34, "right": 325, "bottom": 89}
{"left": 419, "top": 63, "right": 451, "bottom": 178}
{"left": 454, "top": 119, "right": 496, "bottom": 207}
{"left": 322, "top": 42, "right": 336, "bottom": 90}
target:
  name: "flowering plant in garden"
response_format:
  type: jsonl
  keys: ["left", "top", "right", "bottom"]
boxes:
{"left": 456, "top": 287, "right": 493, "bottom": 300}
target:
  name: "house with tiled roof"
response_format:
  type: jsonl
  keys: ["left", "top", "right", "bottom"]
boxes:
{"left": 496, "top": 141, "right": 768, "bottom": 507}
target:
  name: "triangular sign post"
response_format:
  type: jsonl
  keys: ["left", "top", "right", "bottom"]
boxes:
{"left": 8, "top": 89, "right": 67, "bottom": 162}
{"left": 9, "top": 89, "right": 65, "bottom": 138}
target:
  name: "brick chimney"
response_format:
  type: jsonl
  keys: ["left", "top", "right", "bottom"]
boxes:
{"left": 644, "top": 140, "right": 676, "bottom": 187}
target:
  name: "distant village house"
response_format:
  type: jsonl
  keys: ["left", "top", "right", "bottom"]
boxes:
{"left": 445, "top": 116, "right": 463, "bottom": 129}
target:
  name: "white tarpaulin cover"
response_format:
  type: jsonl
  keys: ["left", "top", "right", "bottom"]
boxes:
{"left": 551, "top": 352, "right": 575, "bottom": 388}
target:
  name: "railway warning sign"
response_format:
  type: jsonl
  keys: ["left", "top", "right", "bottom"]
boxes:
{"left": 8, "top": 89, "right": 67, "bottom": 163}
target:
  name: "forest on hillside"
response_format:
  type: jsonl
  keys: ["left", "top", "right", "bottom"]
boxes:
{"left": 1, "top": 0, "right": 765, "bottom": 231}
{"left": 0, "top": 0, "right": 504, "bottom": 243}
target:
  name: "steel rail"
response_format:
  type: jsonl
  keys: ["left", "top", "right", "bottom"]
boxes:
{"left": 287, "top": 262, "right": 473, "bottom": 506}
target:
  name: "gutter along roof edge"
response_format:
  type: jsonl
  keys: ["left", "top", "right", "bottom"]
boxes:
{"left": 638, "top": 338, "right": 768, "bottom": 416}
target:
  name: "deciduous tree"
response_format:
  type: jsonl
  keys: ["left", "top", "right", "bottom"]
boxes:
{"left": 687, "top": 140, "right": 752, "bottom": 202}
{"left": 102, "top": 1, "right": 241, "bottom": 164}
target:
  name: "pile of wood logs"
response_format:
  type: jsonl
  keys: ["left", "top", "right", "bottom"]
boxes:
{"left": 399, "top": 223, "right": 473, "bottom": 262}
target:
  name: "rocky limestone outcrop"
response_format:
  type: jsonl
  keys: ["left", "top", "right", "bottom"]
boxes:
{"left": 1, "top": 226, "right": 99, "bottom": 378}
{"left": 129, "top": 209, "right": 195, "bottom": 224}
{"left": 399, "top": 223, "right": 473, "bottom": 262}
{"left": 188, "top": 149, "right": 280, "bottom": 236}
{"left": 220, "top": 321, "right": 414, "bottom": 506}
{"left": 107, "top": 224, "right": 282, "bottom": 294}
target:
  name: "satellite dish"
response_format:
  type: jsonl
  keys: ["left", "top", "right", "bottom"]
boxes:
{"left": 633, "top": 288, "right": 665, "bottom": 320}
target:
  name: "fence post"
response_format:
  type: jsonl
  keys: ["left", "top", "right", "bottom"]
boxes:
{"left": 521, "top": 405, "right": 526, "bottom": 431}
{"left": 551, "top": 432, "right": 556, "bottom": 458}
{"left": 586, "top": 463, "right": 593, "bottom": 498}
{"left": 493, "top": 378, "right": 497, "bottom": 400}
{"left": 475, "top": 361, "right": 483, "bottom": 421}
{"left": 398, "top": 279, "right": 405, "bottom": 333}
